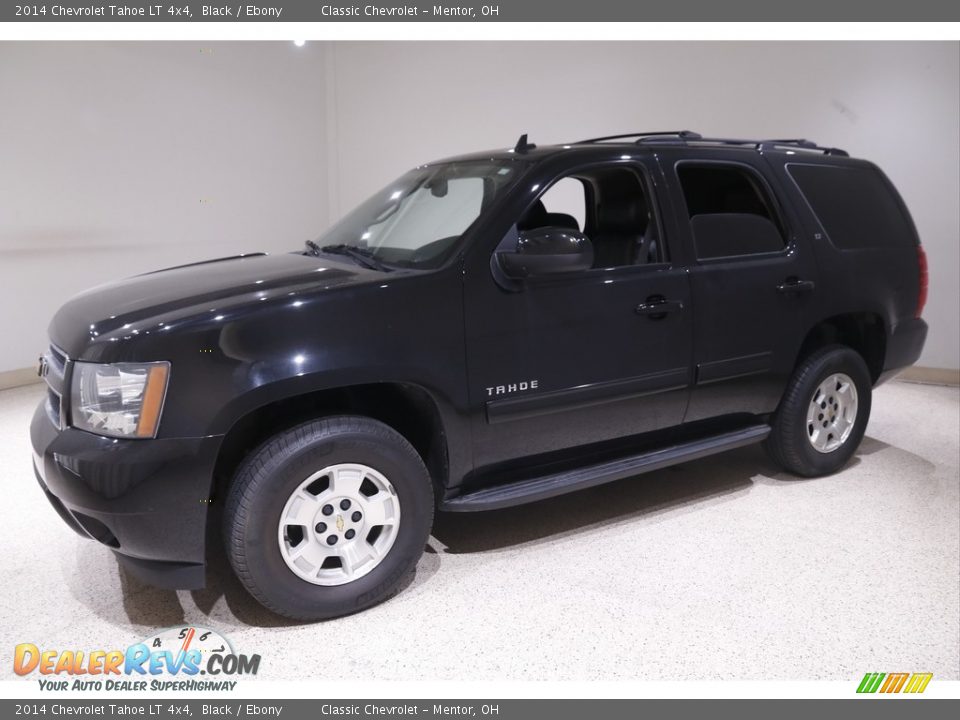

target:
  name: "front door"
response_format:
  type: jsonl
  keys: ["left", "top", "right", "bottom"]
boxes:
{"left": 462, "top": 158, "right": 694, "bottom": 473}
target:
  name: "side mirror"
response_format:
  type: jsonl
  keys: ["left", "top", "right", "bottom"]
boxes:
{"left": 497, "top": 227, "right": 594, "bottom": 279}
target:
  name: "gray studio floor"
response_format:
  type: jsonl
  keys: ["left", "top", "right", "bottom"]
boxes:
{"left": 2, "top": 380, "right": 957, "bottom": 681}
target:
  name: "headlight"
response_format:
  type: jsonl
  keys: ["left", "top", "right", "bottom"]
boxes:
{"left": 70, "top": 362, "right": 170, "bottom": 439}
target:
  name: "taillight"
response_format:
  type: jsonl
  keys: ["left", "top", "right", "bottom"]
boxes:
{"left": 916, "top": 245, "right": 929, "bottom": 318}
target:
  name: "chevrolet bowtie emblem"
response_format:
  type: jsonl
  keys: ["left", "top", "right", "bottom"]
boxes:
{"left": 336, "top": 515, "right": 345, "bottom": 532}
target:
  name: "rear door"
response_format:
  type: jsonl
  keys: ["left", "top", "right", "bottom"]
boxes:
{"left": 655, "top": 149, "right": 819, "bottom": 422}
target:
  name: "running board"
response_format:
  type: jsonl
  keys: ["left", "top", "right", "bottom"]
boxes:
{"left": 441, "top": 424, "right": 771, "bottom": 512}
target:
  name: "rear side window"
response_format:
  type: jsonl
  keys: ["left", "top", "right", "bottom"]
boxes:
{"left": 677, "top": 164, "right": 786, "bottom": 259}
{"left": 787, "top": 164, "right": 915, "bottom": 250}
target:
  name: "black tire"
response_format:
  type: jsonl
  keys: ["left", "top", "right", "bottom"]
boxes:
{"left": 222, "top": 416, "right": 434, "bottom": 620}
{"left": 765, "top": 345, "right": 872, "bottom": 477}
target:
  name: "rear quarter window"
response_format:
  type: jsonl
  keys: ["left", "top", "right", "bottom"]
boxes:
{"left": 787, "top": 163, "right": 916, "bottom": 250}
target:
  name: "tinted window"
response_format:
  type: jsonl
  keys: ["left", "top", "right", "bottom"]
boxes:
{"left": 678, "top": 165, "right": 777, "bottom": 219}
{"left": 787, "top": 164, "right": 914, "bottom": 250}
{"left": 517, "top": 165, "right": 663, "bottom": 268}
{"left": 539, "top": 177, "right": 586, "bottom": 230}
{"left": 677, "top": 164, "right": 785, "bottom": 259}
{"left": 317, "top": 160, "right": 524, "bottom": 269}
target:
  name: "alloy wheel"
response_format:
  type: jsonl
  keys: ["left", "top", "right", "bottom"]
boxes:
{"left": 805, "top": 372, "right": 859, "bottom": 454}
{"left": 277, "top": 463, "right": 401, "bottom": 586}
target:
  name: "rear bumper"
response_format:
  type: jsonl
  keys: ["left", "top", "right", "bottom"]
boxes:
{"left": 878, "top": 317, "right": 928, "bottom": 385}
{"left": 30, "top": 401, "right": 222, "bottom": 590}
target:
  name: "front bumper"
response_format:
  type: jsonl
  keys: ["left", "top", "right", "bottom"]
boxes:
{"left": 30, "top": 401, "right": 223, "bottom": 589}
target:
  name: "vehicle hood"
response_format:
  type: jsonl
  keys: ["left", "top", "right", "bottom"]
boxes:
{"left": 49, "top": 252, "right": 382, "bottom": 358}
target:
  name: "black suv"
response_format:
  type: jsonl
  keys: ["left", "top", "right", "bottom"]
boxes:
{"left": 31, "top": 131, "right": 928, "bottom": 619}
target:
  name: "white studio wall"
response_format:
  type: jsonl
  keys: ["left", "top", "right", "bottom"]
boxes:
{"left": 0, "top": 42, "right": 331, "bottom": 378}
{"left": 1, "top": 41, "right": 958, "bottom": 379}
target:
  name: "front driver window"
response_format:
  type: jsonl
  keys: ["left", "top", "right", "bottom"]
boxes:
{"left": 518, "top": 165, "right": 663, "bottom": 268}
{"left": 537, "top": 177, "right": 586, "bottom": 231}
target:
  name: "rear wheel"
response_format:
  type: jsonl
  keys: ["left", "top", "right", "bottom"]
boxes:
{"left": 765, "top": 345, "right": 872, "bottom": 477}
{"left": 223, "top": 416, "right": 433, "bottom": 620}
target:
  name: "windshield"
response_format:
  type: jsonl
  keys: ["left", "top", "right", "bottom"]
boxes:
{"left": 313, "top": 159, "right": 525, "bottom": 269}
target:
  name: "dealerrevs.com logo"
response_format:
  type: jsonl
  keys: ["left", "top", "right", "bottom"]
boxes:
{"left": 13, "top": 626, "right": 260, "bottom": 692}
{"left": 857, "top": 672, "right": 933, "bottom": 694}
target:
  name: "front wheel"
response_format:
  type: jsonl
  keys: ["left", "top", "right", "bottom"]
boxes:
{"left": 223, "top": 416, "right": 434, "bottom": 620}
{"left": 765, "top": 345, "right": 872, "bottom": 477}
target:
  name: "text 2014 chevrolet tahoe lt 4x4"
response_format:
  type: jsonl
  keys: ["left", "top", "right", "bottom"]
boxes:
{"left": 31, "top": 131, "right": 928, "bottom": 619}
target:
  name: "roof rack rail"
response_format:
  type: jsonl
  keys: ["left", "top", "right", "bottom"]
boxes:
{"left": 577, "top": 130, "right": 702, "bottom": 144}
{"left": 573, "top": 131, "right": 848, "bottom": 157}
{"left": 762, "top": 138, "right": 819, "bottom": 149}
{"left": 638, "top": 134, "right": 849, "bottom": 157}
{"left": 639, "top": 135, "right": 755, "bottom": 147}
{"left": 758, "top": 139, "right": 849, "bottom": 157}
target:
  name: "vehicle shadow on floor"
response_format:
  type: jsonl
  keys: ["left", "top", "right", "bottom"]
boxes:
{"left": 104, "top": 433, "right": 931, "bottom": 628}
{"left": 433, "top": 443, "right": 774, "bottom": 554}
{"left": 431, "top": 435, "right": 936, "bottom": 554}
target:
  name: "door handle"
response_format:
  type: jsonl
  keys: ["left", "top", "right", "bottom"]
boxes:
{"left": 776, "top": 277, "right": 816, "bottom": 294}
{"left": 636, "top": 296, "right": 684, "bottom": 318}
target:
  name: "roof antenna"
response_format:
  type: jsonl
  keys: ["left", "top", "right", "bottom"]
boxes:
{"left": 513, "top": 133, "right": 536, "bottom": 154}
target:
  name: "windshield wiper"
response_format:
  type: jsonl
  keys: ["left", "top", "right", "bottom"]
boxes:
{"left": 317, "top": 243, "right": 393, "bottom": 272}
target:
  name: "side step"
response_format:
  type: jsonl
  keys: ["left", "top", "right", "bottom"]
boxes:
{"left": 441, "top": 424, "right": 771, "bottom": 512}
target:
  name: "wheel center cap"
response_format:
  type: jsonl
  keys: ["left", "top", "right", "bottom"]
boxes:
{"left": 335, "top": 515, "right": 345, "bottom": 532}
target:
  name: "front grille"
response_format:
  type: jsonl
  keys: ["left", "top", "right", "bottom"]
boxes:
{"left": 49, "top": 344, "right": 67, "bottom": 373}
{"left": 42, "top": 343, "right": 70, "bottom": 430}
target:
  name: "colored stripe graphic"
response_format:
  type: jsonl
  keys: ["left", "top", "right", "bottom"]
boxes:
{"left": 903, "top": 673, "right": 933, "bottom": 694}
{"left": 857, "top": 672, "right": 932, "bottom": 694}
{"left": 857, "top": 673, "right": 885, "bottom": 693}
{"left": 880, "top": 673, "right": 909, "bottom": 693}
